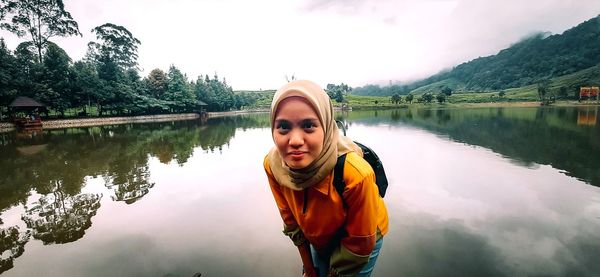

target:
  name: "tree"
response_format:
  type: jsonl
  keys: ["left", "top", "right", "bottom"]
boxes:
{"left": 165, "top": 65, "right": 195, "bottom": 112}
{"left": 13, "top": 41, "right": 41, "bottom": 96}
{"left": 537, "top": 79, "right": 550, "bottom": 103}
{"left": 419, "top": 93, "right": 433, "bottom": 103}
{"left": 209, "top": 74, "right": 234, "bottom": 111}
{"left": 390, "top": 93, "right": 401, "bottom": 105}
{"left": 0, "top": 0, "right": 81, "bottom": 63}
{"left": 558, "top": 86, "right": 568, "bottom": 99}
{"left": 0, "top": 37, "right": 17, "bottom": 120}
{"left": 405, "top": 93, "right": 414, "bottom": 104}
{"left": 441, "top": 86, "right": 452, "bottom": 96}
{"left": 195, "top": 75, "right": 216, "bottom": 110}
{"left": 71, "top": 60, "right": 101, "bottom": 113}
{"left": 326, "top": 83, "right": 351, "bottom": 103}
{"left": 147, "top": 69, "right": 167, "bottom": 99}
{"left": 95, "top": 46, "right": 122, "bottom": 82}
{"left": 88, "top": 23, "right": 141, "bottom": 70}
{"left": 436, "top": 92, "right": 446, "bottom": 103}
{"left": 36, "top": 42, "right": 72, "bottom": 116}
{"left": 499, "top": 90, "right": 506, "bottom": 97}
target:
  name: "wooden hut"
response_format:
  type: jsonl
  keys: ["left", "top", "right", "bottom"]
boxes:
{"left": 9, "top": 96, "right": 45, "bottom": 129}
{"left": 197, "top": 100, "right": 209, "bottom": 121}
{"left": 197, "top": 100, "right": 208, "bottom": 112}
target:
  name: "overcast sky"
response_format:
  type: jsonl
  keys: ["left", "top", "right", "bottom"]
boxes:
{"left": 1, "top": 0, "right": 600, "bottom": 90}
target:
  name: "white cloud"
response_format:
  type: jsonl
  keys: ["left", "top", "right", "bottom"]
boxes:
{"left": 1, "top": 0, "right": 599, "bottom": 90}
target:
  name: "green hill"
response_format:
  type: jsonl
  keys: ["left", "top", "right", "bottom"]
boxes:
{"left": 430, "top": 63, "right": 600, "bottom": 102}
{"left": 353, "top": 15, "right": 600, "bottom": 97}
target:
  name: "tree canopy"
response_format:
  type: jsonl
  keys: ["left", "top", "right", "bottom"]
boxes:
{"left": 88, "top": 23, "right": 141, "bottom": 70}
{"left": 0, "top": 0, "right": 81, "bottom": 63}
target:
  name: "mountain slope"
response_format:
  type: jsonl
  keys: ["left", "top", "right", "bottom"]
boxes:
{"left": 421, "top": 15, "right": 600, "bottom": 92}
{"left": 353, "top": 15, "right": 600, "bottom": 96}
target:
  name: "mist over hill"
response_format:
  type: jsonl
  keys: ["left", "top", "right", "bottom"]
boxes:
{"left": 352, "top": 15, "right": 600, "bottom": 96}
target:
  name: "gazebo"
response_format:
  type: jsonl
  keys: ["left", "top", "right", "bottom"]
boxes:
{"left": 197, "top": 100, "right": 208, "bottom": 112}
{"left": 197, "top": 100, "right": 208, "bottom": 122}
{"left": 9, "top": 96, "right": 45, "bottom": 110}
{"left": 9, "top": 96, "right": 46, "bottom": 129}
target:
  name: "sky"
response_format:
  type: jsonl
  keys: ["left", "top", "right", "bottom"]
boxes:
{"left": 1, "top": 0, "right": 600, "bottom": 90}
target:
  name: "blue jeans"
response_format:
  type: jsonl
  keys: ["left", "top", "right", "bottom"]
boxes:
{"left": 309, "top": 237, "right": 384, "bottom": 277}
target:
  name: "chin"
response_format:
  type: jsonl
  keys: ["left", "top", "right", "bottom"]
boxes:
{"left": 286, "top": 160, "right": 309, "bottom": 170}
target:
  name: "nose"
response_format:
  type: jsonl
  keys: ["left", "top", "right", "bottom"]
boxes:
{"left": 289, "top": 129, "right": 304, "bottom": 147}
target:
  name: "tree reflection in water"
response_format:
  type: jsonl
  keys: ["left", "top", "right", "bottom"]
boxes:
{"left": 105, "top": 165, "right": 155, "bottom": 204}
{"left": 0, "top": 115, "right": 269, "bottom": 274}
{"left": 22, "top": 192, "right": 102, "bottom": 245}
{"left": 344, "top": 107, "right": 600, "bottom": 187}
{"left": 0, "top": 226, "right": 31, "bottom": 274}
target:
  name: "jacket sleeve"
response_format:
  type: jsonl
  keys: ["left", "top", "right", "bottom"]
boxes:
{"left": 264, "top": 156, "right": 306, "bottom": 246}
{"left": 329, "top": 163, "right": 379, "bottom": 276}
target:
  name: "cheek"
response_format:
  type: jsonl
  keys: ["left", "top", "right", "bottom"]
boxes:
{"left": 310, "top": 130, "right": 325, "bottom": 153}
{"left": 272, "top": 132, "right": 286, "bottom": 150}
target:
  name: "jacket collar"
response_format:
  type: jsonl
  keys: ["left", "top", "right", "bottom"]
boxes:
{"left": 311, "top": 174, "right": 331, "bottom": 195}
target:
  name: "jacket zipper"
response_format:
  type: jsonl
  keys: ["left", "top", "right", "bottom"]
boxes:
{"left": 303, "top": 189, "right": 308, "bottom": 214}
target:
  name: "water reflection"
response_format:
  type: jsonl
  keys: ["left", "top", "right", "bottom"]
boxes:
{"left": 343, "top": 106, "right": 600, "bottom": 187}
{"left": 22, "top": 193, "right": 102, "bottom": 244}
{"left": 0, "top": 115, "right": 268, "bottom": 211}
{"left": 0, "top": 226, "right": 30, "bottom": 274}
{"left": 0, "top": 108, "right": 598, "bottom": 276}
{"left": 378, "top": 216, "right": 507, "bottom": 277}
{"left": 577, "top": 107, "right": 597, "bottom": 125}
{"left": 0, "top": 114, "right": 268, "bottom": 273}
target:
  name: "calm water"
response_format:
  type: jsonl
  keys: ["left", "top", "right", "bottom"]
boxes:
{"left": 1, "top": 106, "right": 599, "bottom": 276}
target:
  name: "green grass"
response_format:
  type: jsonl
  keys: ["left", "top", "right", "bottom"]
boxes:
{"left": 236, "top": 65, "right": 600, "bottom": 111}
{"left": 405, "top": 64, "right": 600, "bottom": 103}
{"left": 410, "top": 78, "right": 465, "bottom": 95}
{"left": 343, "top": 94, "right": 408, "bottom": 109}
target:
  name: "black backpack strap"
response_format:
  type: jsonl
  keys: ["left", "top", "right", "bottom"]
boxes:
{"left": 333, "top": 154, "right": 347, "bottom": 200}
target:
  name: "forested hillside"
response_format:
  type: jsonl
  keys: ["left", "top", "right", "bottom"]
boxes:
{"left": 353, "top": 15, "right": 600, "bottom": 96}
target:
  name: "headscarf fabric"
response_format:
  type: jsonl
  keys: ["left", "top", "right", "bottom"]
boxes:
{"left": 268, "top": 80, "right": 361, "bottom": 190}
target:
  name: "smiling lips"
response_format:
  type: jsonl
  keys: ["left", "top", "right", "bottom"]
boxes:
{"left": 289, "top": 151, "right": 306, "bottom": 160}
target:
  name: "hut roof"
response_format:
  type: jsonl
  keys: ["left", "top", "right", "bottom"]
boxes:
{"left": 198, "top": 100, "right": 208, "bottom": 106}
{"left": 9, "top": 96, "right": 45, "bottom": 107}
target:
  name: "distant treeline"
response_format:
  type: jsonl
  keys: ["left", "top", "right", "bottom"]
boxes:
{"left": 352, "top": 16, "right": 600, "bottom": 96}
{"left": 0, "top": 1, "right": 259, "bottom": 120}
{"left": 352, "top": 84, "right": 413, "bottom": 97}
{"left": 0, "top": 37, "right": 259, "bottom": 118}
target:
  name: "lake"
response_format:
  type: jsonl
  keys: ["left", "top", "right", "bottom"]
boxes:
{"left": 1, "top": 106, "right": 599, "bottom": 276}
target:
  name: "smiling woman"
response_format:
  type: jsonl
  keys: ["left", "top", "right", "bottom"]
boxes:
{"left": 272, "top": 96, "right": 324, "bottom": 169}
{"left": 264, "top": 80, "right": 389, "bottom": 277}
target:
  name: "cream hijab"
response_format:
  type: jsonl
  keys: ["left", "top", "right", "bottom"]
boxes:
{"left": 268, "top": 80, "right": 362, "bottom": 190}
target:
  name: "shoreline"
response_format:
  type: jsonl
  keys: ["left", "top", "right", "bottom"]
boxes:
{"left": 0, "top": 110, "right": 271, "bottom": 133}
{"left": 0, "top": 113, "right": 201, "bottom": 133}
{"left": 1, "top": 101, "right": 598, "bottom": 133}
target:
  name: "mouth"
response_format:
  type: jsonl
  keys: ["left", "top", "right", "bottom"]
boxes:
{"left": 289, "top": 151, "right": 306, "bottom": 160}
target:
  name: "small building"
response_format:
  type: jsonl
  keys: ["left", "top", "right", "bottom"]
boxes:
{"left": 197, "top": 100, "right": 209, "bottom": 122}
{"left": 197, "top": 100, "right": 208, "bottom": 113}
{"left": 579, "top": 86, "right": 599, "bottom": 101}
{"left": 9, "top": 96, "right": 46, "bottom": 129}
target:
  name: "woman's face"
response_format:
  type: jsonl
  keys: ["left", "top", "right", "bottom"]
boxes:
{"left": 273, "top": 96, "right": 325, "bottom": 169}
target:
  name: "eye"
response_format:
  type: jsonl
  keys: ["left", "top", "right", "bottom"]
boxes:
{"left": 276, "top": 121, "right": 291, "bottom": 132}
{"left": 301, "top": 120, "right": 318, "bottom": 131}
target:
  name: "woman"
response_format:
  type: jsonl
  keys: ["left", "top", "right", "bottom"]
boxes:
{"left": 264, "top": 80, "right": 389, "bottom": 277}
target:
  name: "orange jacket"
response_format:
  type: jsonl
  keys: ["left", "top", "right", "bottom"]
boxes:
{"left": 264, "top": 151, "right": 389, "bottom": 276}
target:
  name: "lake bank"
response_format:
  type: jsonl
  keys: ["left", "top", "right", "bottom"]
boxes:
{"left": 0, "top": 110, "right": 274, "bottom": 133}
{"left": 346, "top": 100, "right": 599, "bottom": 110}
{"left": 1, "top": 101, "right": 597, "bottom": 132}
{"left": 0, "top": 113, "right": 201, "bottom": 133}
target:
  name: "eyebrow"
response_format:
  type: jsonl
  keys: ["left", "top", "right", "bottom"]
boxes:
{"left": 275, "top": 117, "right": 319, "bottom": 122}
{"left": 274, "top": 118, "right": 319, "bottom": 124}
